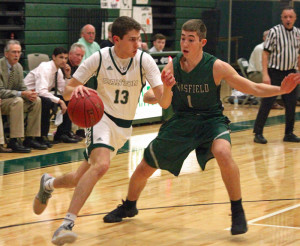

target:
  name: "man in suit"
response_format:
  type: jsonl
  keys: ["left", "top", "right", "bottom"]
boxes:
{"left": 0, "top": 99, "right": 12, "bottom": 153}
{"left": 0, "top": 40, "right": 47, "bottom": 152}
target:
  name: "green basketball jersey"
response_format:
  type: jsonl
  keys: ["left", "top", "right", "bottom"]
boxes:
{"left": 172, "top": 52, "right": 222, "bottom": 114}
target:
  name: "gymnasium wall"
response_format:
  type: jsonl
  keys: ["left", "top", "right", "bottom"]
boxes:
{"left": 216, "top": 0, "right": 300, "bottom": 65}
{"left": 24, "top": 0, "right": 147, "bottom": 69}
{"left": 23, "top": 0, "right": 218, "bottom": 69}
{"left": 175, "top": 0, "right": 218, "bottom": 52}
{"left": 24, "top": 0, "right": 299, "bottom": 70}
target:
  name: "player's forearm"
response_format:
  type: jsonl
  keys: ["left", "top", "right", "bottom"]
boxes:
{"left": 63, "top": 78, "right": 81, "bottom": 101}
{"left": 158, "top": 86, "right": 173, "bottom": 109}
{"left": 249, "top": 82, "right": 282, "bottom": 97}
{"left": 63, "top": 85, "right": 75, "bottom": 101}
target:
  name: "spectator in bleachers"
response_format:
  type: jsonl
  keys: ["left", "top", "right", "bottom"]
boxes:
{"left": 101, "top": 23, "right": 114, "bottom": 48}
{"left": 0, "top": 40, "right": 46, "bottom": 153}
{"left": 247, "top": 30, "right": 283, "bottom": 110}
{"left": 149, "top": 33, "right": 166, "bottom": 53}
{"left": 78, "top": 24, "right": 101, "bottom": 61}
{"left": 24, "top": 47, "right": 79, "bottom": 146}
{"left": 78, "top": 24, "right": 101, "bottom": 89}
{"left": 0, "top": 99, "right": 12, "bottom": 153}
{"left": 149, "top": 33, "right": 168, "bottom": 65}
{"left": 64, "top": 43, "right": 86, "bottom": 140}
{"left": 67, "top": 43, "right": 85, "bottom": 76}
{"left": 138, "top": 36, "right": 149, "bottom": 52}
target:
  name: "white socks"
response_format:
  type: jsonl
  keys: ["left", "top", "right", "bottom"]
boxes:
{"left": 44, "top": 177, "right": 55, "bottom": 191}
{"left": 62, "top": 213, "right": 77, "bottom": 226}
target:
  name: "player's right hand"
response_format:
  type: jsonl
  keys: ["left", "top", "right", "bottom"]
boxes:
{"left": 71, "top": 85, "right": 90, "bottom": 98}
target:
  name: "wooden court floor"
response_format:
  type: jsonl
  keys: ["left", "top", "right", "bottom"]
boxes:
{"left": 1, "top": 103, "right": 300, "bottom": 245}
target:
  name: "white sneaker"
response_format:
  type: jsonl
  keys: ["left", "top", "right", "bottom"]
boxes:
{"left": 51, "top": 222, "right": 77, "bottom": 245}
{"left": 33, "top": 173, "right": 53, "bottom": 215}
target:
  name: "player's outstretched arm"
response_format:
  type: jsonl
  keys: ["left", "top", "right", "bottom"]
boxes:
{"left": 279, "top": 73, "right": 300, "bottom": 94}
{"left": 214, "top": 60, "right": 300, "bottom": 98}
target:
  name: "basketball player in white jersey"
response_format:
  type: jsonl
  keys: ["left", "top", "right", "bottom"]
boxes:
{"left": 32, "top": 16, "right": 176, "bottom": 245}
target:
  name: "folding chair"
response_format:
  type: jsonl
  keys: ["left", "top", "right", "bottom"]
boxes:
{"left": 27, "top": 53, "right": 50, "bottom": 71}
{"left": 237, "top": 58, "right": 259, "bottom": 106}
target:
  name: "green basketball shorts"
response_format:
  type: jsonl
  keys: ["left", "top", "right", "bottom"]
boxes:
{"left": 144, "top": 113, "right": 231, "bottom": 176}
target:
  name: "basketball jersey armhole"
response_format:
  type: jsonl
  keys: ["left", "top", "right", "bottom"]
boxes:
{"left": 140, "top": 51, "right": 145, "bottom": 87}
{"left": 95, "top": 50, "right": 102, "bottom": 78}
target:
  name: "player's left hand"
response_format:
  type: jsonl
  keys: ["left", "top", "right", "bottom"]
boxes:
{"left": 280, "top": 73, "right": 300, "bottom": 94}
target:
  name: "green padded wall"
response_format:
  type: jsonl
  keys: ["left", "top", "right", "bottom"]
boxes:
{"left": 24, "top": 0, "right": 148, "bottom": 70}
{"left": 174, "top": 0, "right": 217, "bottom": 51}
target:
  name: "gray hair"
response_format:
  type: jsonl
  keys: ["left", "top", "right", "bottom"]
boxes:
{"left": 69, "top": 43, "right": 85, "bottom": 53}
{"left": 4, "top": 40, "right": 21, "bottom": 53}
{"left": 80, "top": 24, "right": 95, "bottom": 35}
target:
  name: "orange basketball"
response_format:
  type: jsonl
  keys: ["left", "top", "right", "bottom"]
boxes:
{"left": 68, "top": 89, "right": 104, "bottom": 128}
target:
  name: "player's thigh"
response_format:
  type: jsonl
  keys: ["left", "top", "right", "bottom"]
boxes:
{"left": 86, "top": 114, "right": 131, "bottom": 161}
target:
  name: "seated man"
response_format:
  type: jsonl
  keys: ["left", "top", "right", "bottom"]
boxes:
{"left": 24, "top": 47, "right": 79, "bottom": 146}
{"left": 0, "top": 40, "right": 47, "bottom": 153}
{"left": 149, "top": 33, "right": 168, "bottom": 65}
{"left": 64, "top": 43, "right": 86, "bottom": 140}
{"left": 100, "top": 23, "right": 114, "bottom": 48}
{"left": 248, "top": 30, "right": 283, "bottom": 110}
{"left": 0, "top": 99, "right": 12, "bottom": 153}
{"left": 149, "top": 33, "right": 166, "bottom": 53}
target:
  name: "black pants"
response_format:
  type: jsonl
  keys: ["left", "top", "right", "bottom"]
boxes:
{"left": 253, "top": 68, "right": 298, "bottom": 135}
{"left": 40, "top": 96, "right": 72, "bottom": 137}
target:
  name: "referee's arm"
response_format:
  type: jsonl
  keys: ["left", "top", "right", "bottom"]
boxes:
{"left": 262, "top": 50, "right": 271, "bottom": 84}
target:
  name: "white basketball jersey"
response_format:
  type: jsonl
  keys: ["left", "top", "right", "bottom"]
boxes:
{"left": 73, "top": 47, "right": 162, "bottom": 121}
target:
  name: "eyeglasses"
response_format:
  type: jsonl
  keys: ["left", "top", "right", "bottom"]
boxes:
{"left": 10, "top": 51, "right": 22, "bottom": 55}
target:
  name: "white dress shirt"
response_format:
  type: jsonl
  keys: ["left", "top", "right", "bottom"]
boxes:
{"left": 24, "top": 60, "right": 67, "bottom": 103}
{"left": 247, "top": 42, "right": 263, "bottom": 73}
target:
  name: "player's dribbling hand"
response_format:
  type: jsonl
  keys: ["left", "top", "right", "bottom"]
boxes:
{"left": 280, "top": 73, "right": 300, "bottom": 94}
{"left": 71, "top": 85, "right": 91, "bottom": 98}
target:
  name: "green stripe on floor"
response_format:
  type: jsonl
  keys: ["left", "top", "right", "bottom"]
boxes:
{"left": 1, "top": 112, "right": 300, "bottom": 175}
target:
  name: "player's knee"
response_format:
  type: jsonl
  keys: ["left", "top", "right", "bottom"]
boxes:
{"left": 136, "top": 160, "right": 155, "bottom": 179}
{"left": 212, "top": 146, "right": 232, "bottom": 162}
{"left": 92, "top": 162, "right": 110, "bottom": 177}
{"left": 72, "top": 172, "right": 82, "bottom": 187}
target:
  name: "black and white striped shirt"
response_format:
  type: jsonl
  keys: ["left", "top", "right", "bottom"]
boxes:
{"left": 264, "top": 24, "right": 300, "bottom": 71}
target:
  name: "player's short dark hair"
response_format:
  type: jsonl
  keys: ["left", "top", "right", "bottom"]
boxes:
{"left": 182, "top": 19, "right": 207, "bottom": 40}
{"left": 112, "top": 16, "right": 141, "bottom": 39}
{"left": 153, "top": 33, "right": 166, "bottom": 41}
{"left": 52, "top": 47, "right": 68, "bottom": 56}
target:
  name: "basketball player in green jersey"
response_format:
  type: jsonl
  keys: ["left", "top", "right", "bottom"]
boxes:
{"left": 103, "top": 19, "right": 300, "bottom": 235}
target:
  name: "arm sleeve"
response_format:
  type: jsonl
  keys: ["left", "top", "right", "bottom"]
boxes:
{"left": 142, "top": 52, "right": 163, "bottom": 88}
{"left": 73, "top": 52, "right": 101, "bottom": 84}
{"left": 263, "top": 29, "right": 274, "bottom": 52}
{"left": 0, "top": 65, "right": 22, "bottom": 98}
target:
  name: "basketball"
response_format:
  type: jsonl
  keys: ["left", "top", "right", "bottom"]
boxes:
{"left": 68, "top": 89, "right": 104, "bottom": 128}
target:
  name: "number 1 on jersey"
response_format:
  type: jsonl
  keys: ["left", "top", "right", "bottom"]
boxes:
{"left": 187, "top": 95, "right": 193, "bottom": 108}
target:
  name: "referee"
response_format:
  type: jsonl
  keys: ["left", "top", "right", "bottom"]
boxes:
{"left": 253, "top": 7, "right": 300, "bottom": 144}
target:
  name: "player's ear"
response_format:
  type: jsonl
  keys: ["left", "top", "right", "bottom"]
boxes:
{"left": 113, "top": 35, "right": 119, "bottom": 44}
{"left": 200, "top": 39, "right": 207, "bottom": 47}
